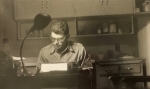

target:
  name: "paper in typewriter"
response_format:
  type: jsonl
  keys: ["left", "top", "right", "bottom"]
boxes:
{"left": 40, "top": 63, "right": 67, "bottom": 72}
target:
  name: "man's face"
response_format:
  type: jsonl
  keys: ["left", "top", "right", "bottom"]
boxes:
{"left": 50, "top": 32, "right": 68, "bottom": 51}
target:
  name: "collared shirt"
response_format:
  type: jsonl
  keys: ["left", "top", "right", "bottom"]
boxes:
{"left": 36, "top": 41, "right": 87, "bottom": 70}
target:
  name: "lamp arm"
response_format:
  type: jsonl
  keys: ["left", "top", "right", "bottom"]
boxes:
{"left": 19, "top": 32, "right": 31, "bottom": 74}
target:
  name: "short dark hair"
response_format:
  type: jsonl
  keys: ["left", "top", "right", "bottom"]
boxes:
{"left": 50, "top": 20, "right": 69, "bottom": 35}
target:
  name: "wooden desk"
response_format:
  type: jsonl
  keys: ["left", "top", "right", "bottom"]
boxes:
{"left": 93, "top": 58, "right": 146, "bottom": 89}
{"left": 0, "top": 72, "right": 91, "bottom": 89}
{"left": 109, "top": 76, "right": 150, "bottom": 89}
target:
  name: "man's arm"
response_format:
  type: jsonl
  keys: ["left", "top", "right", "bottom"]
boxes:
{"left": 79, "top": 47, "right": 87, "bottom": 67}
{"left": 35, "top": 50, "right": 44, "bottom": 73}
{"left": 78, "top": 46, "right": 92, "bottom": 68}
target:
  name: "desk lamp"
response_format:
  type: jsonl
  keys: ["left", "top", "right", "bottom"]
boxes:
{"left": 19, "top": 13, "right": 51, "bottom": 76}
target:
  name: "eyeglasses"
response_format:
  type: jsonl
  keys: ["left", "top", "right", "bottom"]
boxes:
{"left": 50, "top": 36, "right": 66, "bottom": 42}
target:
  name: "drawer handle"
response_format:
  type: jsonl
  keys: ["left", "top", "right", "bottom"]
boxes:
{"left": 105, "top": 68, "right": 112, "bottom": 73}
{"left": 127, "top": 68, "right": 133, "bottom": 70}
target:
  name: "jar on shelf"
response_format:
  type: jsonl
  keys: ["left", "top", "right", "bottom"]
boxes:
{"left": 97, "top": 27, "right": 102, "bottom": 34}
{"left": 102, "top": 23, "right": 109, "bottom": 34}
{"left": 109, "top": 21, "right": 117, "bottom": 33}
{"left": 142, "top": 0, "right": 150, "bottom": 12}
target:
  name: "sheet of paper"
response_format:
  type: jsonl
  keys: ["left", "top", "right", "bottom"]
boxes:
{"left": 40, "top": 63, "right": 67, "bottom": 72}
{"left": 12, "top": 56, "right": 26, "bottom": 60}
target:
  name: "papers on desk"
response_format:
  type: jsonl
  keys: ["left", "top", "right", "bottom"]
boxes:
{"left": 12, "top": 56, "right": 26, "bottom": 60}
{"left": 40, "top": 63, "right": 67, "bottom": 72}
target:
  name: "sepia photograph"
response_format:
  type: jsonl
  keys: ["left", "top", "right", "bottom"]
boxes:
{"left": 0, "top": 0, "right": 150, "bottom": 89}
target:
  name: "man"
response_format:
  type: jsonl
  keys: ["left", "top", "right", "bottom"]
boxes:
{"left": 36, "top": 20, "right": 90, "bottom": 72}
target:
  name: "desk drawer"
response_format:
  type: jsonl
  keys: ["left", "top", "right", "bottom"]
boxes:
{"left": 120, "top": 64, "right": 141, "bottom": 74}
{"left": 99, "top": 66, "right": 118, "bottom": 74}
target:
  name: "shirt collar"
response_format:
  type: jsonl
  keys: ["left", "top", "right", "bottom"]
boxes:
{"left": 50, "top": 41, "right": 75, "bottom": 55}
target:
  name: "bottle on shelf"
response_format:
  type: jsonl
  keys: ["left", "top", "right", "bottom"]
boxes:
{"left": 102, "top": 23, "right": 109, "bottom": 34}
{"left": 109, "top": 21, "right": 117, "bottom": 33}
{"left": 97, "top": 27, "right": 102, "bottom": 34}
{"left": 142, "top": 0, "right": 150, "bottom": 12}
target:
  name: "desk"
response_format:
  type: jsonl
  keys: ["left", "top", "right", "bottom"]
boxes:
{"left": 93, "top": 58, "right": 146, "bottom": 89}
{"left": 0, "top": 73, "right": 91, "bottom": 89}
{"left": 109, "top": 76, "right": 149, "bottom": 89}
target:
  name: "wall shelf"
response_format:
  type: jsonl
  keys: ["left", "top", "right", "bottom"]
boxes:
{"left": 76, "top": 16, "right": 134, "bottom": 36}
{"left": 134, "top": 12, "right": 150, "bottom": 17}
{"left": 17, "top": 16, "right": 134, "bottom": 40}
{"left": 17, "top": 18, "right": 76, "bottom": 40}
{"left": 74, "top": 33, "right": 134, "bottom": 37}
{"left": 134, "top": 0, "right": 150, "bottom": 14}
